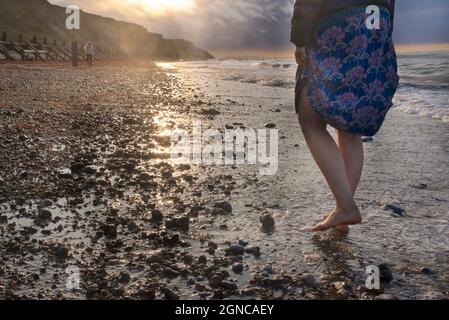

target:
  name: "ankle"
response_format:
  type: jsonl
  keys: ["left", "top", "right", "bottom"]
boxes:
{"left": 337, "top": 200, "right": 358, "bottom": 213}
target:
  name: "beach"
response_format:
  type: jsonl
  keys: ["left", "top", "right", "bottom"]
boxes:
{"left": 0, "top": 59, "right": 448, "bottom": 300}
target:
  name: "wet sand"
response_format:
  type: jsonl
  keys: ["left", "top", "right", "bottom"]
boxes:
{"left": 0, "top": 62, "right": 448, "bottom": 300}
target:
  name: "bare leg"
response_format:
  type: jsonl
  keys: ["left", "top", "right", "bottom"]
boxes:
{"left": 338, "top": 130, "right": 364, "bottom": 195}
{"left": 298, "top": 89, "right": 362, "bottom": 232}
{"left": 321, "top": 131, "right": 364, "bottom": 232}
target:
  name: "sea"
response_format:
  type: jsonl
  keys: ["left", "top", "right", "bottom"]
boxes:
{"left": 176, "top": 51, "right": 449, "bottom": 124}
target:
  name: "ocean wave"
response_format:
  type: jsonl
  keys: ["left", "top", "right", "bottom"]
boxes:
{"left": 222, "top": 74, "right": 295, "bottom": 88}
{"left": 394, "top": 88, "right": 449, "bottom": 124}
{"left": 399, "top": 82, "right": 449, "bottom": 91}
{"left": 395, "top": 104, "right": 449, "bottom": 124}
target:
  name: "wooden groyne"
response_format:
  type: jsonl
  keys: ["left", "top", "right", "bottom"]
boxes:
{"left": 0, "top": 32, "right": 129, "bottom": 61}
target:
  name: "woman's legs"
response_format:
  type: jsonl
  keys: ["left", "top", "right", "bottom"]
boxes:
{"left": 298, "top": 89, "right": 362, "bottom": 231}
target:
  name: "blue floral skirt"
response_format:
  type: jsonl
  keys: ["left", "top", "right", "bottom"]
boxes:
{"left": 296, "top": 6, "right": 400, "bottom": 136}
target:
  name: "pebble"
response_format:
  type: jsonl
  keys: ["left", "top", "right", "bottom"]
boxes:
{"left": 302, "top": 273, "right": 317, "bottom": 288}
{"left": 232, "top": 263, "right": 244, "bottom": 274}
{"left": 413, "top": 183, "right": 429, "bottom": 190}
{"left": 198, "top": 255, "right": 207, "bottom": 264}
{"left": 147, "top": 253, "right": 163, "bottom": 264}
{"left": 221, "top": 281, "right": 238, "bottom": 290}
{"left": 101, "top": 223, "right": 117, "bottom": 239}
{"left": 162, "top": 288, "right": 179, "bottom": 300}
{"left": 245, "top": 246, "right": 260, "bottom": 256}
{"left": 37, "top": 208, "right": 52, "bottom": 221}
{"left": 238, "top": 240, "right": 248, "bottom": 247}
{"left": 208, "top": 241, "right": 218, "bottom": 249}
{"left": 54, "top": 246, "right": 69, "bottom": 259}
{"left": 419, "top": 267, "right": 433, "bottom": 275}
{"left": 165, "top": 216, "right": 190, "bottom": 231}
{"left": 118, "top": 272, "right": 131, "bottom": 284}
{"left": 209, "top": 275, "right": 222, "bottom": 288}
{"left": 382, "top": 204, "right": 406, "bottom": 217}
{"left": 38, "top": 199, "right": 53, "bottom": 208}
{"left": 214, "top": 201, "right": 232, "bottom": 215}
{"left": 264, "top": 123, "right": 276, "bottom": 129}
{"left": 259, "top": 213, "right": 275, "bottom": 228}
{"left": 151, "top": 210, "right": 163, "bottom": 222}
{"left": 84, "top": 166, "right": 97, "bottom": 175}
{"left": 229, "top": 244, "right": 245, "bottom": 256}
{"left": 139, "top": 172, "right": 152, "bottom": 181}
{"left": 70, "top": 162, "right": 84, "bottom": 173}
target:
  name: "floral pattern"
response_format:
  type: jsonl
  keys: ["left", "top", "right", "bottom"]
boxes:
{"left": 301, "top": 8, "right": 399, "bottom": 136}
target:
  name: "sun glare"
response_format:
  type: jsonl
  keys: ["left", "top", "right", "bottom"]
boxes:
{"left": 127, "top": 0, "right": 195, "bottom": 14}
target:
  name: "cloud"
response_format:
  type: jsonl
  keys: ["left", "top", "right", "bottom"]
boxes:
{"left": 49, "top": 0, "right": 449, "bottom": 49}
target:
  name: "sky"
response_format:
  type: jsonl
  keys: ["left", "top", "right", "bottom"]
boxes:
{"left": 49, "top": 0, "right": 449, "bottom": 51}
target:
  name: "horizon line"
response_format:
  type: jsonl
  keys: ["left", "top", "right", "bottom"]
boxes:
{"left": 210, "top": 43, "right": 449, "bottom": 58}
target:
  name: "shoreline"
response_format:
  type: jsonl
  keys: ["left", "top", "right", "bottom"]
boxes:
{"left": 0, "top": 63, "right": 448, "bottom": 300}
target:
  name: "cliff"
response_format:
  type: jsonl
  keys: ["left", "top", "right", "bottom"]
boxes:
{"left": 0, "top": 0, "right": 213, "bottom": 60}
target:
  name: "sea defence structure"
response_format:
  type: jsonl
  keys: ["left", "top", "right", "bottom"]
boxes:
{"left": 0, "top": 32, "right": 128, "bottom": 61}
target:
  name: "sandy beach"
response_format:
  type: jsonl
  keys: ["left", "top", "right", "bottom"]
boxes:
{"left": 0, "top": 61, "right": 448, "bottom": 300}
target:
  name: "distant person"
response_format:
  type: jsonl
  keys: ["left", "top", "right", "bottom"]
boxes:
{"left": 291, "top": 0, "right": 399, "bottom": 232}
{"left": 85, "top": 42, "right": 95, "bottom": 67}
{"left": 71, "top": 40, "right": 79, "bottom": 67}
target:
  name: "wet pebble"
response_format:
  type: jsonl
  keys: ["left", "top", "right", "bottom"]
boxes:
{"left": 229, "top": 244, "right": 245, "bottom": 256}
{"left": 84, "top": 166, "right": 97, "bottom": 175}
{"left": 37, "top": 208, "right": 52, "bottom": 221}
{"left": 232, "top": 263, "right": 244, "bottom": 274}
{"left": 165, "top": 216, "right": 190, "bottom": 231}
{"left": 162, "top": 288, "right": 179, "bottom": 300}
{"left": 38, "top": 199, "right": 53, "bottom": 208}
{"left": 198, "top": 255, "right": 207, "bottom": 264}
{"left": 382, "top": 204, "right": 406, "bottom": 217}
{"left": 420, "top": 267, "right": 433, "bottom": 275}
{"left": 302, "top": 273, "right": 317, "bottom": 288}
{"left": 54, "top": 246, "right": 69, "bottom": 260}
{"left": 0, "top": 215, "right": 7, "bottom": 224}
{"left": 209, "top": 274, "right": 222, "bottom": 288}
{"left": 70, "top": 162, "right": 84, "bottom": 173}
{"left": 139, "top": 172, "right": 152, "bottom": 181}
{"left": 151, "top": 210, "right": 163, "bottom": 222}
{"left": 118, "top": 272, "right": 131, "bottom": 284}
{"left": 221, "top": 281, "right": 238, "bottom": 290}
{"left": 101, "top": 223, "right": 117, "bottom": 239}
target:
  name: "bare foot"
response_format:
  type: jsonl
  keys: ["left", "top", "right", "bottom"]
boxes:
{"left": 322, "top": 213, "right": 349, "bottom": 233}
{"left": 308, "top": 207, "right": 362, "bottom": 232}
